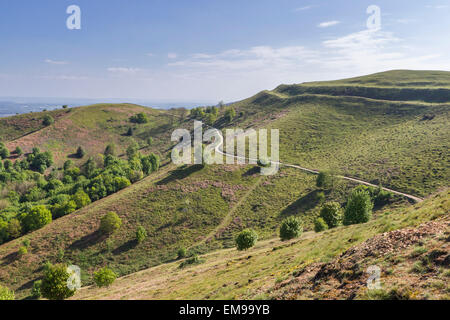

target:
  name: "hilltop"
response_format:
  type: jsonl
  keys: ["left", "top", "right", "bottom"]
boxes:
{"left": 0, "top": 70, "right": 448, "bottom": 299}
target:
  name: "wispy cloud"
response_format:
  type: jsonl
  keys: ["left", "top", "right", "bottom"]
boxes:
{"left": 426, "top": 4, "right": 449, "bottom": 9}
{"left": 107, "top": 67, "right": 141, "bottom": 74}
{"left": 45, "top": 59, "right": 69, "bottom": 65}
{"left": 294, "top": 5, "right": 315, "bottom": 12}
{"left": 168, "top": 53, "right": 178, "bottom": 59}
{"left": 318, "top": 21, "right": 340, "bottom": 28}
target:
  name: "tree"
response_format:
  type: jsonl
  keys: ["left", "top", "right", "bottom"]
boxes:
{"left": 40, "top": 263, "right": 76, "bottom": 300}
{"left": 130, "top": 112, "right": 149, "bottom": 124}
{"left": 7, "top": 219, "right": 22, "bottom": 239}
{"left": 31, "top": 280, "right": 42, "bottom": 299}
{"left": 21, "top": 205, "right": 52, "bottom": 232}
{"left": 43, "top": 114, "right": 54, "bottom": 126}
{"left": 177, "top": 247, "right": 187, "bottom": 259}
{"left": 93, "top": 266, "right": 117, "bottom": 287}
{"left": 147, "top": 137, "right": 153, "bottom": 146}
{"left": 76, "top": 146, "right": 86, "bottom": 159}
{"left": 343, "top": 189, "right": 374, "bottom": 225}
{"left": 320, "top": 202, "right": 343, "bottom": 228}
{"left": 126, "top": 127, "right": 133, "bottom": 136}
{"left": 235, "top": 229, "right": 258, "bottom": 251}
{"left": 0, "top": 285, "right": 14, "bottom": 300}
{"left": 72, "top": 190, "right": 91, "bottom": 209}
{"left": 0, "top": 147, "right": 10, "bottom": 159}
{"left": 136, "top": 226, "right": 147, "bottom": 244}
{"left": 126, "top": 142, "right": 139, "bottom": 160}
{"left": 279, "top": 216, "right": 303, "bottom": 241}
{"left": 225, "top": 107, "right": 236, "bottom": 122}
{"left": 316, "top": 171, "right": 334, "bottom": 189}
{"left": 15, "top": 146, "right": 23, "bottom": 156}
{"left": 314, "top": 218, "right": 328, "bottom": 232}
{"left": 104, "top": 144, "right": 116, "bottom": 156}
{"left": 99, "top": 212, "right": 122, "bottom": 234}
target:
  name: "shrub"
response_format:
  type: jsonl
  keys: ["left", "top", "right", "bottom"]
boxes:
{"left": 179, "top": 255, "right": 204, "bottom": 269}
{"left": 136, "top": 226, "right": 147, "bottom": 244}
{"left": 177, "top": 247, "right": 187, "bottom": 259}
{"left": 21, "top": 205, "right": 52, "bottom": 232}
{"left": 0, "top": 285, "right": 15, "bottom": 300}
{"left": 99, "top": 212, "right": 122, "bottom": 234}
{"left": 279, "top": 216, "right": 303, "bottom": 241}
{"left": 314, "top": 217, "right": 329, "bottom": 232}
{"left": 72, "top": 190, "right": 91, "bottom": 209}
{"left": 316, "top": 191, "right": 325, "bottom": 203}
{"left": 15, "top": 146, "right": 23, "bottom": 156}
{"left": 31, "top": 280, "right": 42, "bottom": 299}
{"left": 343, "top": 189, "right": 374, "bottom": 225}
{"left": 7, "top": 219, "right": 22, "bottom": 239}
{"left": 235, "top": 229, "right": 258, "bottom": 251}
{"left": 0, "top": 147, "right": 10, "bottom": 159}
{"left": 18, "top": 246, "right": 28, "bottom": 257}
{"left": 320, "top": 202, "right": 343, "bottom": 228}
{"left": 225, "top": 107, "right": 236, "bottom": 122}
{"left": 104, "top": 144, "right": 116, "bottom": 156}
{"left": 41, "top": 263, "right": 76, "bottom": 300}
{"left": 130, "top": 112, "right": 149, "bottom": 124}
{"left": 93, "top": 266, "right": 117, "bottom": 287}
{"left": 42, "top": 114, "right": 54, "bottom": 126}
{"left": 22, "top": 238, "right": 31, "bottom": 247}
{"left": 316, "top": 171, "right": 334, "bottom": 189}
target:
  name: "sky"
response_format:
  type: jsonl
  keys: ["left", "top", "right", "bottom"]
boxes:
{"left": 1, "top": 0, "right": 449, "bottom": 103}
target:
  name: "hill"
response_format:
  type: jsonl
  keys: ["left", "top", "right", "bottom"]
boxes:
{"left": 73, "top": 189, "right": 449, "bottom": 300}
{"left": 0, "top": 70, "right": 448, "bottom": 299}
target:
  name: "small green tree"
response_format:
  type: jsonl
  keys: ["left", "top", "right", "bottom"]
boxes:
{"left": 31, "top": 280, "right": 42, "bottom": 299}
{"left": 7, "top": 219, "right": 22, "bottom": 239}
{"left": 136, "top": 226, "right": 147, "bottom": 244}
{"left": 314, "top": 217, "right": 328, "bottom": 232}
{"left": 177, "top": 247, "right": 187, "bottom": 259}
{"left": 104, "top": 144, "right": 116, "bottom": 156}
{"left": 43, "top": 115, "right": 54, "bottom": 126}
{"left": 225, "top": 107, "right": 236, "bottom": 122}
{"left": 0, "top": 147, "right": 10, "bottom": 159}
{"left": 320, "top": 202, "right": 343, "bottom": 228}
{"left": 316, "top": 171, "right": 334, "bottom": 189}
{"left": 235, "top": 229, "right": 258, "bottom": 251}
{"left": 21, "top": 205, "right": 52, "bottom": 232}
{"left": 279, "top": 216, "right": 303, "bottom": 241}
{"left": 0, "top": 285, "right": 15, "bottom": 300}
{"left": 72, "top": 190, "right": 91, "bottom": 209}
{"left": 15, "top": 146, "right": 23, "bottom": 156}
{"left": 343, "top": 189, "right": 374, "bottom": 225}
{"left": 93, "top": 266, "right": 117, "bottom": 287}
{"left": 99, "top": 212, "right": 122, "bottom": 234}
{"left": 18, "top": 246, "right": 28, "bottom": 257}
{"left": 40, "top": 263, "right": 76, "bottom": 300}
{"left": 126, "top": 127, "right": 133, "bottom": 136}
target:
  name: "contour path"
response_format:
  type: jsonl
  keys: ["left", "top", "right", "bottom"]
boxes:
{"left": 213, "top": 132, "right": 424, "bottom": 203}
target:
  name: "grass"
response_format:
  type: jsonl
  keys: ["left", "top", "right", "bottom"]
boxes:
{"left": 72, "top": 189, "right": 448, "bottom": 300}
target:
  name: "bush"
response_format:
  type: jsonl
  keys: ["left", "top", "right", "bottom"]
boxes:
{"left": 18, "top": 246, "right": 28, "bottom": 257}
{"left": 314, "top": 217, "right": 329, "bottom": 232}
{"left": 104, "top": 144, "right": 116, "bottom": 156}
{"left": 235, "top": 229, "right": 258, "bottom": 251}
{"left": 31, "top": 280, "right": 42, "bottom": 299}
{"left": 0, "top": 285, "right": 15, "bottom": 300}
{"left": 177, "top": 247, "right": 187, "bottom": 259}
{"left": 7, "top": 219, "right": 22, "bottom": 239}
{"left": 72, "top": 190, "right": 91, "bottom": 209}
{"left": 93, "top": 266, "right": 117, "bottom": 287}
{"left": 343, "top": 189, "right": 374, "bottom": 225}
{"left": 43, "top": 114, "right": 54, "bottom": 126}
{"left": 316, "top": 171, "right": 334, "bottom": 189}
{"left": 0, "top": 147, "right": 10, "bottom": 159}
{"left": 130, "top": 112, "right": 149, "bottom": 124}
{"left": 179, "top": 255, "right": 204, "bottom": 269}
{"left": 15, "top": 146, "right": 23, "bottom": 156}
{"left": 41, "top": 263, "right": 76, "bottom": 300}
{"left": 136, "top": 226, "right": 147, "bottom": 244}
{"left": 279, "top": 216, "right": 303, "bottom": 241}
{"left": 99, "top": 212, "right": 122, "bottom": 234}
{"left": 320, "top": 202, "right": 343, "bottom": 228}
{"left": 21, "top": 205, "right": 52, "bottom": 232}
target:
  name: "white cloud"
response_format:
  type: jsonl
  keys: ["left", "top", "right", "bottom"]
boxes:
{"left": 146, "top": 53, "right": 155, "bottom": 57}
{"left": 318, "top": 21, "right": 340, "bottom": 28}
{"left": 107, "top": 67, "right": 141, "bottom": 74}
{"left": 426, "top": 5, "right": 449, "bottom": 9}
{"left": 168, "top": 53, "right": 178, "bottom": 59}
{"left": 294, "top": 5, "right": 315, "bottom": 12}
{"left": 45, "top": 59, "right": 69, "bottom": 65}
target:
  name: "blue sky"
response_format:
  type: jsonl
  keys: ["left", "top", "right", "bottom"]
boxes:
{"left": 1, "top": 0, "right": 449, "bottom": 102}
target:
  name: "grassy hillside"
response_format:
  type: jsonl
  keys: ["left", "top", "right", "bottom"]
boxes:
{"left": 0, "top": 70, "right": 448, "bottom": 299}
{"left": 73, "top": 189, "right": 449, "bottom": 300}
